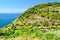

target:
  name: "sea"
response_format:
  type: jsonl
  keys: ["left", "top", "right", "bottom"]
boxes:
{"left": 0, "top": 13, "right": 21, "bottom": 28}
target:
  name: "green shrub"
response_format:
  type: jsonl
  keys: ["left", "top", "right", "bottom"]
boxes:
{"left": 42, "top": 21, "right": 49, "bottom": 26}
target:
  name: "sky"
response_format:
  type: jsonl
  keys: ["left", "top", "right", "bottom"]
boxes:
{"left": 0, "top": 0, "right": 60, "bottom": 13}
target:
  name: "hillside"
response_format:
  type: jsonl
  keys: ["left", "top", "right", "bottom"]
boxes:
{"left": 0, "top": 2, "right": 60, "bottom": 40}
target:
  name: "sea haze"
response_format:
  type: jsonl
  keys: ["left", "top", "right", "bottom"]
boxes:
{"left": 0, "top": 13, "right": 21, "bottom": 28}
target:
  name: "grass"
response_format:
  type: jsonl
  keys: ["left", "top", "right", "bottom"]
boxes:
{"left": 0, "top": 2, "right": 60, "bottom": 40}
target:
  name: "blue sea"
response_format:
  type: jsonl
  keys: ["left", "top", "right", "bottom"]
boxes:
{"left": 0, "top": 13, "right": 21, "bottom": 28}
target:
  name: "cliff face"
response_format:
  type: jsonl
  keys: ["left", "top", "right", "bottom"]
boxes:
{"left": 0, "top": 2, "right": 60, "bottom": 40}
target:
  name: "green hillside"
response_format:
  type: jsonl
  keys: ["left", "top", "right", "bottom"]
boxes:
{"left": 0, "top": 2, "right": 60, "bottom": 40}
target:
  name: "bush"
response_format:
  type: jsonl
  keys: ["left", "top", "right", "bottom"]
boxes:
{"left": 42, "top": 21, "right": 49, "bottom": 26}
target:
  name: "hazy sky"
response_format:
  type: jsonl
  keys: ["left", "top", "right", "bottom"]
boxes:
{"left": 0, "top": 0, "right": 60, "bottom": 13}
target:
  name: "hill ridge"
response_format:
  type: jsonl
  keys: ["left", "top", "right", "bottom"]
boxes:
{"left": 0, "top": 2, "right": 60, "bottom": 40}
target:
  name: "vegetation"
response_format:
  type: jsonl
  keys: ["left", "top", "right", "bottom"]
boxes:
{"left": 0, "top": 2, "right": 60, "bottom": 40}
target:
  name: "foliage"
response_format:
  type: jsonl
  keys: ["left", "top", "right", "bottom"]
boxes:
{"left": 0, "top": 2, "right": 60, "bottom": 40}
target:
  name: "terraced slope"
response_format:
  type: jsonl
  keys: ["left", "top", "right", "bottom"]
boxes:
{"left": 0, "top": 2, "right": 60, "bottom": 40}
